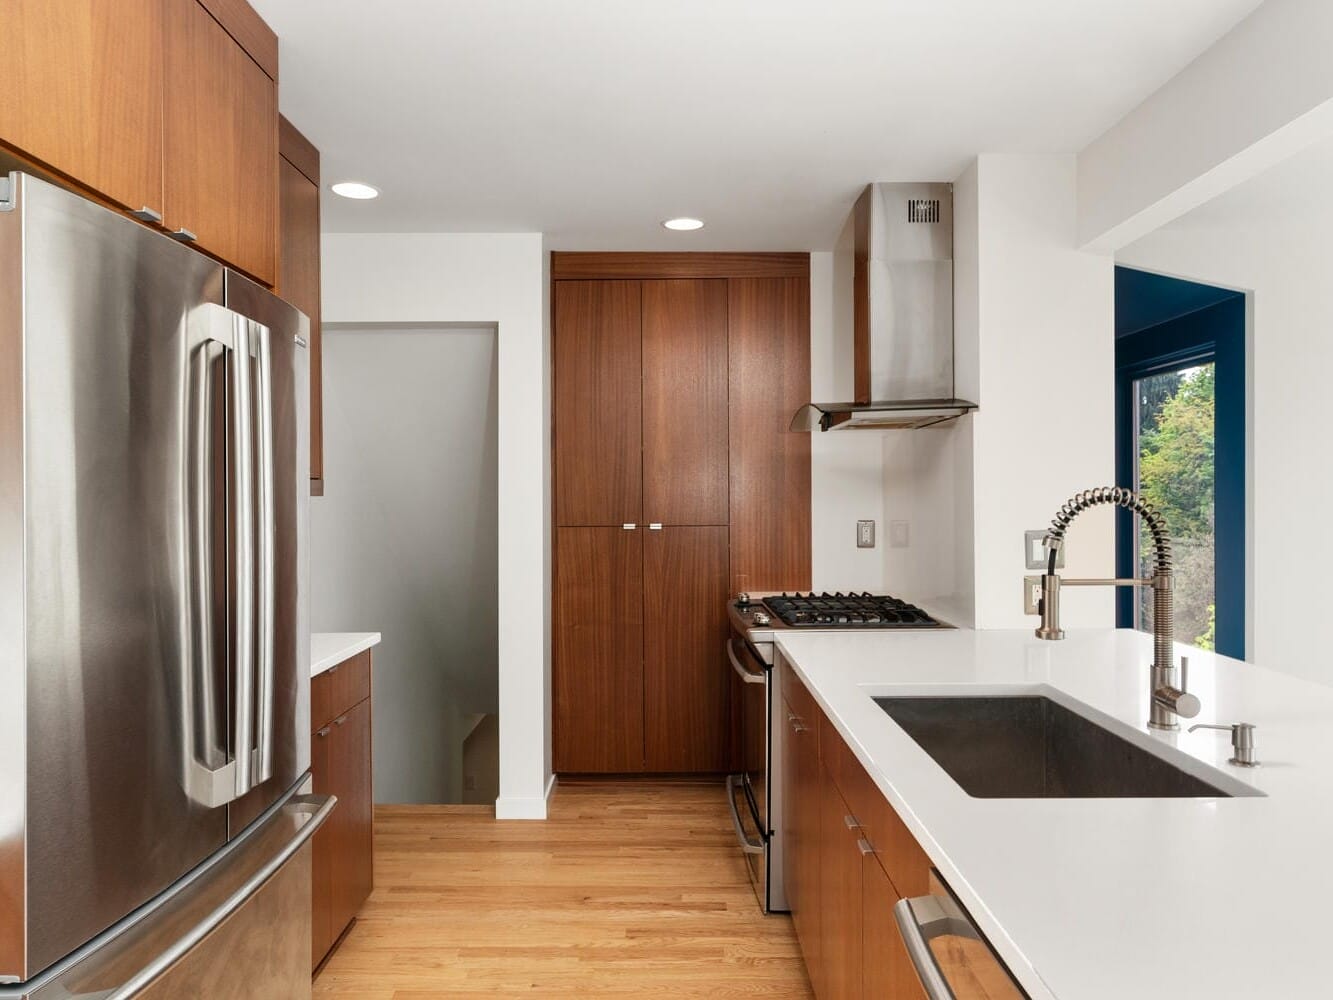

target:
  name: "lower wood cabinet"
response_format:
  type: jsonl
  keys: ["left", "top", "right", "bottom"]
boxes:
{"left": 781, "top": 661, "right": 928, "bottom": 1000}
{"left": 554, "top": 524, "right": 730, "bottom": 774}
{"left": 311, "top": 652, "right": 374, "bottom": 971}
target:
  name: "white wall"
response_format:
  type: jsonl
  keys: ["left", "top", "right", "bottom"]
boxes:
{"left": 810, "top": 219, "right": 889, "bottom": 592}
{"left": 311, "top": 326, "right": 497, "bottom": 803}
{"left": 320, "top": 233, "right": 552, "bottom": 819}
{"left": 1078, "top": 0, "right": 1333, "bottom": 251}
{"left": 967, "top": 155, "right": 1116, "bottom": 629}
{"left": 1118, "top": 150, "right": 1333, "bottom": 682}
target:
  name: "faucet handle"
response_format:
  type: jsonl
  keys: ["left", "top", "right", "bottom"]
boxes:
{"left": 1189, "top": 721, "right": 1259, "bottom": 767}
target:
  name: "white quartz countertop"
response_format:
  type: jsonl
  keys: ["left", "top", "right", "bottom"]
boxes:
{"left": 310, "top": 632, "right": 381, "bottom": 678}
{"left": 774, "top": 627, "right": 1333, "bottom": 1000}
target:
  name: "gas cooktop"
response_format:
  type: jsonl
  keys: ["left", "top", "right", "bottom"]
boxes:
{"left": 759, "top": 592, "right": 942, "bottom": 628}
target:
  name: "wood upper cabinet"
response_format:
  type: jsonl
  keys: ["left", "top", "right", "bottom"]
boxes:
{"left": 641, "top": 280, "right": 729, "bottom": 526}
{"left": 554, "top": 527, "right": 645, "bottom": 772}
{"left": 0, "top": 0, "right": 164, "bottom": 215}
{"left": 643, "top": 527, "right": 729, "bottom": 772}
{"left": 555, "top": 281, "right": 643, "bottom": 526}
{"left": 164, "top": 0, "right": 277, "bottom": 286}
{"left": 729, "top": 276, "right": 811, "bottom": 593}
{"left": 277, "top": 116, "right": 324, "bottom": 491}
{"left": 311, "top": 653, "right": 374, "bottom": 970}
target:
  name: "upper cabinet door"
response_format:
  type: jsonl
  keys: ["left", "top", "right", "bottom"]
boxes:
{"left": 729, "top": 276, "right": 812, "bottom": 593}
{"left": 164, "top": 0, "right": 277, "bottom": 285}
{"left": 641, "top": 280, "right": 729, "bottom": 526}
{"left": 554, "top": 281, "right": 643, "bottom": 526}
{"left": 0, "top": 0, "right": 164, "bottom": 216}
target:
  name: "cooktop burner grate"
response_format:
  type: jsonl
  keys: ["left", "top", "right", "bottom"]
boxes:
{"left": 761, "top": 592, "right": 941, "bottom": 628}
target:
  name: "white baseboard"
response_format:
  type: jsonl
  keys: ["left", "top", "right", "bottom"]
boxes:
{"left": 493, "top": 773, "right": 557, "bottom": 820}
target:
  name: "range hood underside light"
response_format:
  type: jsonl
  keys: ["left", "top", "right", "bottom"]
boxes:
{"left": 791, "top": 399, "right": 978, "bottom": 432}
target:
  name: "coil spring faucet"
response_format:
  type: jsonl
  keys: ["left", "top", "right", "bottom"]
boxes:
{"left": 1026, "top": 487, "right": 1201, "bottom": 731}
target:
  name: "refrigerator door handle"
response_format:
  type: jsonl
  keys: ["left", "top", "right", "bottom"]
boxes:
{"left": 250, "top": 319, "right": 277, "bottom": 788}
{"left": 182, "top": 305, "right": 257, "bottom": 808}
{"left": 230, "top": 311, "right": 257, "bottom": 797}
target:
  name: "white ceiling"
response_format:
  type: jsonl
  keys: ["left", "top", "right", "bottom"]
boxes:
{"left": 254, "top": 0, "right": 1263, "bottom": 249}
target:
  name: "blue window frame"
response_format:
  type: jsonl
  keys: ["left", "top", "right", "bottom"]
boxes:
{"left": 1114, "top": 267, "right": 1246, "bottom": 660}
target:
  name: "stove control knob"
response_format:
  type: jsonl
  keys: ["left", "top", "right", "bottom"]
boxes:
{"left": 752, "top": 612, "right": 771, "bottom": 626}
{"left": 736, "top": 592, "right": 752, "bottom": 607}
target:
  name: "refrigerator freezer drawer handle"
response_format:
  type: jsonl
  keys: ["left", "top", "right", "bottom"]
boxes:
{"left": 251, "top": 319, "right": 277, "bottom": 789}
{"left": 103, "top": 793, "right": 336, "bottom": 1000}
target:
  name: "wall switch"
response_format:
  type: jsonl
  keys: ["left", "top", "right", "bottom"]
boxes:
{"left": 856, "top": 520, "right": 876, "bottom": 548}
{"left": 889, "top": 520, "right": 910, "bottom": 549}
{"left": 1025, "top": 529, "right": 1065, "bottom": 570}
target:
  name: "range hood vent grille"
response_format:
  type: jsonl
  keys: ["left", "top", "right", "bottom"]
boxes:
{"left": 907, "top": 198, "right": 941, "bottom": 224}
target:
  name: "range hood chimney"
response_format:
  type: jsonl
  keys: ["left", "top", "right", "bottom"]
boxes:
{"left": 793, "top": 182, "right": 977, "bottom": 431}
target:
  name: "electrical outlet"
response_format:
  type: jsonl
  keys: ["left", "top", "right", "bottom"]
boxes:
{"left": 856, "top": 520, "right": 876, "bottom": 548}
{"left": 889, "top": 520, "right": 910, "bottom": 549}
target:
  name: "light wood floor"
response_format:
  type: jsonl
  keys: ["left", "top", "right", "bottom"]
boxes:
{"left": 313, "top": 781, "right": 813, "bottom": 998}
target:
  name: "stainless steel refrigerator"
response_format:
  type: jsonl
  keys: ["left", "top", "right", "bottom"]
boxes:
{"left": 0, "top": 172, "right": 331, "bottom": 998}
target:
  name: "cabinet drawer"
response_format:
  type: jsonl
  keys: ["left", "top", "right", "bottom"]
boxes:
{"left": 828, "top": 721, "right": 932, "bottom": 900}
{"left": 312, "top": 650, "right": 371, "bottom": 731}
{"left": 780, "top": 658, "right": 821, "bottom": 739}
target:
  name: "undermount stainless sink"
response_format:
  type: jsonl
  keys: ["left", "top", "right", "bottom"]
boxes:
{"left": 876, "top": 695, "right": 1234, "bottom": 798}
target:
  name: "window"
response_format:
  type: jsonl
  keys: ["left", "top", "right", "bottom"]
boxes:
{"left": 1115, "top": 267, "right": 1246, "bottom": 659}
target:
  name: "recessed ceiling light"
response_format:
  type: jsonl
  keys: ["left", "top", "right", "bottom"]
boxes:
{"left": 331, "top": 181, "right": 379, "bottom": 200}
{"left": 662, "top": 217, "right": 704, "bottom": 231}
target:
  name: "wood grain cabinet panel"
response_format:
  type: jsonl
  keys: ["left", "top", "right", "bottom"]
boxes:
{"left": 554, "top": 527, "right": 645, "bottom": 772}
{"left": 863, "top": 853, "right": 927, "bottom": 1000}
{"left": 0, "top": 0, "right": 164, "bottom": 216}
{"left": 643, "top": 527, "right": 730, "bottom": 772}
{"left": 164, "top": 0, "right": 277, "bottom": 286}
{"left": 554, "top": 281, "right": 643, "bottom": 526}
{"left": 641, "top": 280, "right": 729, "bottom": 526}
{"left": 820, "top": 772, "right": 864, "bottom": 1000}
{"left": 782, "top": 691, "right": 823, "bottom": 995}
{"left": 311, "top": 656, "right": 374, "bottom": 971}
{"left": 277, "top": 117, "right": 324, "bottom": 490}
{"left": 728, "top": 277, "right": 812, "bottom": 594}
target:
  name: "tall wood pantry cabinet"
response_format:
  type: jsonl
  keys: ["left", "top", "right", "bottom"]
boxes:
{"left": 552, "top": 253, "right": 812, "bottom": 774}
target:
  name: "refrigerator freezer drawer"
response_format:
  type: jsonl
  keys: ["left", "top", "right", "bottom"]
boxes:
{"left": 5, "top": 788, "right": 334, "bottom": 1000}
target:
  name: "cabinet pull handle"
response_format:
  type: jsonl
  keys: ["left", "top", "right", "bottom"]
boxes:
{"left": 787, "top": 713, "right": 808, "bottom": 734}
{"left": 844, "top": 814, "right": 860, "bottom": 831}
{"left": 327, "top": 663, "right": 339, "bottom": 674}
{"left": 170, "top": 228, "right": 198, "bottom": 243}
{"left": 334, "top": 715, "right": 348, "bottom": 727}
{"left": 316, "top": 726, "right": 330, "bottom": 738}
{"left": 857, "top": 838, "right": 875, "bottom": 857}
{"left": 131, "top": 206, "right": 163, "bottom": 224}
{"left": 622, "top": 523, "right": 636, "bottom": 530}
{"left": 648, "top": 523, "right": 662, "bottom": 530}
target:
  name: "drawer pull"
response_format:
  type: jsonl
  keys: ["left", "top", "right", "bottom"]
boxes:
{"left": 316, "top": 726, "right": 330, "bottom": 738}
{"left": 787, "top": 713, "right": 809, "bottom": 734}
{"left": 844, "top": 814, "right": 860, "bottom": 831}
{"left": 857, "top": 838, "right": 875, "bottom": 857}
{"left": 169, "top": 227, "right": 198, "bottom": 243}
{"left": 327, "top": 663, "right": 339, "bottom": 674}
{"left": 131, "top": 206, "right": 163, "bottom": 224}
{"left": 334, "top": 715, "right": 348, "bottom": 727}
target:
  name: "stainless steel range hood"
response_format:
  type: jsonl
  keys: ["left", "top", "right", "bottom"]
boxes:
{"left": 793, "top": 182, "right": 977, "bottom": 432}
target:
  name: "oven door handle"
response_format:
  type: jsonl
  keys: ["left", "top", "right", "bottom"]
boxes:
{"left": 725, "top": 775, "right": 766, "bottom": 855}
{"left": 727, "top": 639, "right": 766, "bottom": 685}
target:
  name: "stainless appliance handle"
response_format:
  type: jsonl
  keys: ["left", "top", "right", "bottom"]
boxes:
{"left": 231, "top": 311, "right": 256, "bottom": 797}
{"left": 181, "top": 305, "right": 246, "bottom": 808}
{"left": 727, "top": 639, "right": 766, "bottom": 685}
{"left": 724, "top": 775, "right": 765, "bottom": 855}
{"left": 103, "top": 793, "right": 335, "bottom": 1000}
{"left": 250, "top": 320, "right": 276, "bottom": 788}
{"left": 893, "top": 890, "right": 993, "bottom": 1000}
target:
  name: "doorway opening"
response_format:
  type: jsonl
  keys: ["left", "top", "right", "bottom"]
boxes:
{"left": 1114, "top": 267, "right": 1246, "bottom": 659}
{"left": 311, "top": 323, "right": 499, "bottom": 804}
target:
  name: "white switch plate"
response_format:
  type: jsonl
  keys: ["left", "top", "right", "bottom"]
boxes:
{"left": 856, "top": 520, "right": 876, "bottom": 548}
{"left": 889, "top": 520, "right": 910, "bottom": 549}
{"left": 1025, "top": 529, "right": 1065, "bottom": 569}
